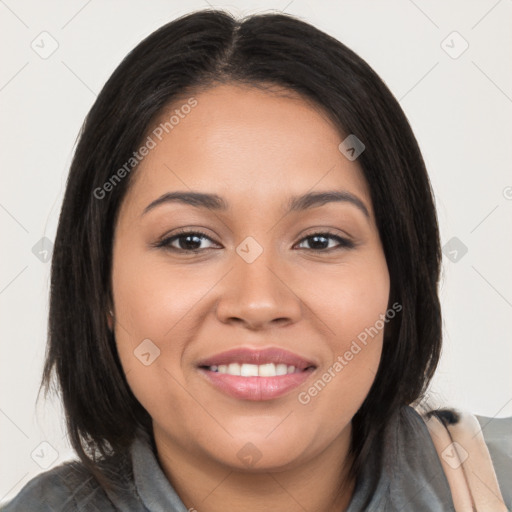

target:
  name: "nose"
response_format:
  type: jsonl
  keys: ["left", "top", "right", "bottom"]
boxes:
{"left": 215, "top": 247, "right": 303, "bottom": 331}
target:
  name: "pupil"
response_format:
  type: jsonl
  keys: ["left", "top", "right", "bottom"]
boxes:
{"left": 181, "top": 235, "right": 201, "bottom": 250}
{"left": 309, "top": 235, "right": 327, "bottom": 249}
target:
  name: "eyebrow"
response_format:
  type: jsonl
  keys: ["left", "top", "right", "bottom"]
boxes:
{"left": 142, "top": 190, "right": 370, "bottom": 218}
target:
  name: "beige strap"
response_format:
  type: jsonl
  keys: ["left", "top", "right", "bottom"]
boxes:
{"left": 423, "top": 414, "right": 474, "bottom": 511}
{"left": 446, "top": 410, "right": 508, "bottom": 512}
{"left": 422, "top": 410, "right": 507, "bottom": 512}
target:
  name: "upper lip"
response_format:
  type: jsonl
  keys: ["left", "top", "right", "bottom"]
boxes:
{"left": 197, "top": 347, "right": 317, "bottom": 370}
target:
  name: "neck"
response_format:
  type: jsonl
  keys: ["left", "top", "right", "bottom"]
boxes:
{"left": 153, "top": 424, "right": 355, "bottom": 512}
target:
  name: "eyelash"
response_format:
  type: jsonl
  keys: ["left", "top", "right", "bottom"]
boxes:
{"left": 155, "top": 229, "right": 355, "bottom": 253}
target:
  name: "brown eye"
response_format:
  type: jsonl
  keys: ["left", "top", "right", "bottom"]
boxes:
{"left": 295, "top": 232, "right": 355, "bottom": 251}
{"left": 156, "top": 230, "right": 219, "bottom": 252}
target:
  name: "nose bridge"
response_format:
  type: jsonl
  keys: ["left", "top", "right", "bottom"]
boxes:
{"left": 215, "top": 236, "right": 302, "bottom": 329}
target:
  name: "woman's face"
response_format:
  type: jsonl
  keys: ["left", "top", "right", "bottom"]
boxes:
{"left": 111, "top": 83, "right": 390, "bottom": 472}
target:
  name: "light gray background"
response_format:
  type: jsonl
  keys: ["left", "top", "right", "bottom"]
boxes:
{"left": 1, "top": 0, "right": 511, "bottom": 504}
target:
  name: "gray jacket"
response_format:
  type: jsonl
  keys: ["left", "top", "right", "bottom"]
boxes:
{"left": 1, "top": 406, "right": 511, "bottom": 511}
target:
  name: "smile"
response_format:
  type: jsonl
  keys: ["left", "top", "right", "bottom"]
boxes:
{"left": 197, "top": 347, "right": 317, "bottom": 401}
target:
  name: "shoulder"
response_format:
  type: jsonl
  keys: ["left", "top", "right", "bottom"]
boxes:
{"left": 402, "top": 406, "right": 512, "bottom": 510}
{"left": 475, "top": 414, "right": 512, "bottom": 508}
{"left": 389, "top": 406, "right": 456, "bottom": 510}
{"left": 0, "top": 459, "right": 116, "bottom": 512}
{"left": 346, "top": 406, "right": 456, "bottom": 511}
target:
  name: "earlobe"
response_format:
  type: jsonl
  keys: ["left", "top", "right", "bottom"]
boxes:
{"left": 107, "top": 309, "right": 114, "bottom": 331}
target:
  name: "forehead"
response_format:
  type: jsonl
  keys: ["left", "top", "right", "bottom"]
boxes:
{"left": 122, "top": 83, "right": 372, "bottom": 218}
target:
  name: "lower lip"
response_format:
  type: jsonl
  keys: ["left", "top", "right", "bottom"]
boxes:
{"left": 198, "top": 368, "right": 315, "bottom": 401}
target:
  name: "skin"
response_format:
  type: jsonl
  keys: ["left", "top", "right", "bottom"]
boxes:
{"left": 111, "top": 83, "right": 390, "bottom": 512}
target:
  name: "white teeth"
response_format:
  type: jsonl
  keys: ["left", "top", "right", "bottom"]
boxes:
{"left": 211, "top": 362, "right": 300, "bottom": 377}
{"left": 276, "top": 364, "right": 288, "bottom": 376}
{"left": 240, "top": 364, "right": 259, "bottom": 377}
{"left": 228, "top": 363, "right": 241, "bottom": 376}
{"left": 258, "top": 363, "right": 276, "bottom": 377}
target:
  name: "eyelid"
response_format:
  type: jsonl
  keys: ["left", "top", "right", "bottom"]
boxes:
{"left": 299, "top": 226, "right": 354, "bottom": 241}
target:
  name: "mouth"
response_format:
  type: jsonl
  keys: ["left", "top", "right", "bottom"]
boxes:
{"left": 196, "top": 347, "right": 317, "bottom": 401}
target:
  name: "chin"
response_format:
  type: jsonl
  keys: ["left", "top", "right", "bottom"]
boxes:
{"left": 204, "top": 433, "right": 312, "bottom": 473}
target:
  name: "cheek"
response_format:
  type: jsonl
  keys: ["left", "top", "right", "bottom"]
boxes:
{"left": 306, "top": 249, "right": 390, "bottom": 343}
{"left": 297, "top": 251, "right": 389, "bottom": 414}
{"left": 111, "top": 253, "right": 218, "bottom": 450}
{"left": 110, "top": 248, "right": 213, "bottom": 410}
{"left": 111, "top": 247, "right": 208, "bottom": 341}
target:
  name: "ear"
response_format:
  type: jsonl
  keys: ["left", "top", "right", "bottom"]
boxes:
{"left": 106, "top": 291, "right": 115, "bottom": 331}
{"left": 107, "top": 308, "right": 114, "bottom": 331}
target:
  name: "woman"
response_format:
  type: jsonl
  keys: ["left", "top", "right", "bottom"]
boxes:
{"left": 2, "top": 8, "right": 510, "bottom": 512}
